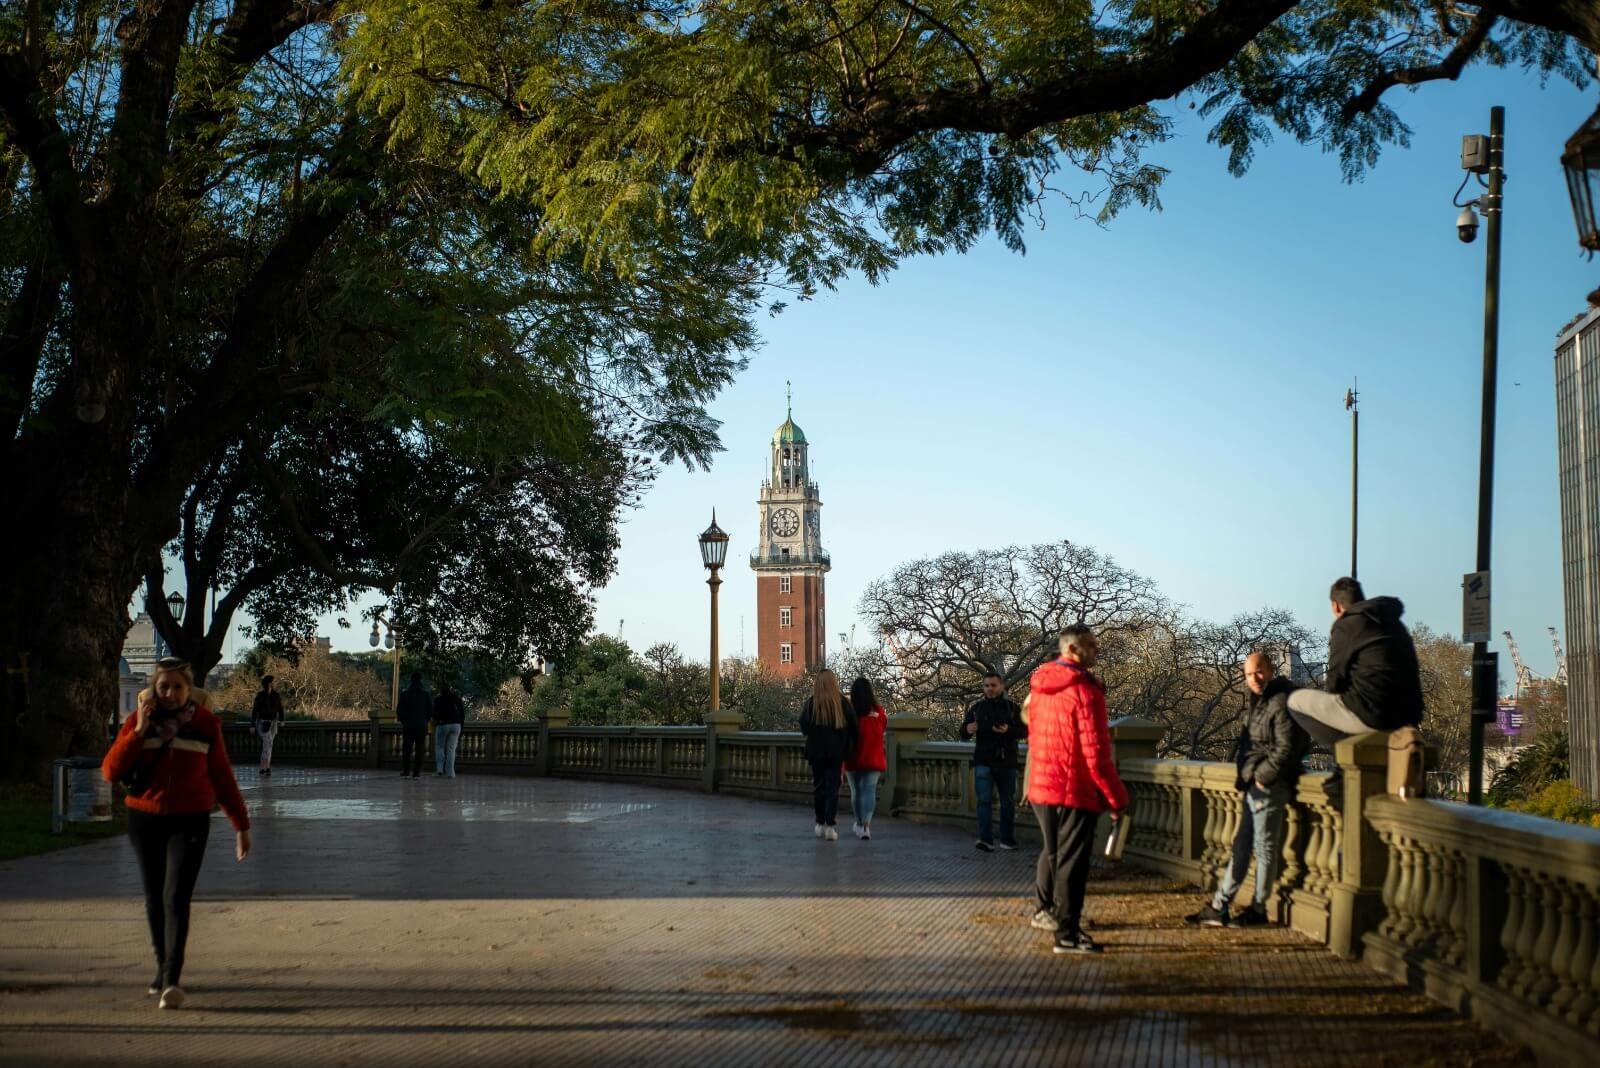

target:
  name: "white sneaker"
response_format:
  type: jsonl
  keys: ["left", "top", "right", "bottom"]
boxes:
{"left": 824, "top": 826, "right": 839, "bottom": 841}
{"left": 158, "top": 985, "right": 185, "bottom": 1010}
{"left": 1030, "top": 909, "right": 1060, "bottom": 932}
{"left": 814, "top": 823, "right": 825, "bottom": 838}
{"left": 861, "top": 825, "right": 871, "bottom": 841}
{"left": 852, "top": 821, "right": 864, "bottom": 838}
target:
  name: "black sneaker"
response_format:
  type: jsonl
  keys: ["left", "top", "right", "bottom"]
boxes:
{"left": 1052, "top": 929, "right": 1102, "bottom": 954}
{"left": 1185, "top": 903, "right": 1228, "bottom": 927}
{"left": 975, "top": 840, "right": 995, "bottom": 852}
{"left": 147, "top": 971, "right": 163, "bottom": 996}
{"left": 1232, "top": 904, "right": 1270, "bottom": 928}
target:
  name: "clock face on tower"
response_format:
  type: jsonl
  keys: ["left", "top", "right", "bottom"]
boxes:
{"left": 770, "top": 508, "right": 800, "bottom": 537}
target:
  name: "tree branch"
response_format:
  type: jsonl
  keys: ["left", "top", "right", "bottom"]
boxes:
{"left": 1342, "top": 11, "right": 1497, "bottom": 121}
{"left": 0, "top": 252, "right": 63, "bottom": 448}
{"left": 0, "top": 54, "right": 92, "bottom": 271}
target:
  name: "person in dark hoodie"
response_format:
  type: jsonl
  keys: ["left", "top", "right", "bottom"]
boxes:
{"left": 1025, "top": 625, "right": 1127, "bottom": 954}
{"left": 1288, "top": 577, "right": 1424, "bottom": 749}
{"left": 1187, "top": 650, "right": 1309, "bottom": 928}
{"left": 396, "top": 672, "right": 432, "bottom": 779}
{"left": 962, "top": 671, "right": 1027, "bottom": 852}
{"left": 799, "top": 668, "right": 857, "bottom": 841}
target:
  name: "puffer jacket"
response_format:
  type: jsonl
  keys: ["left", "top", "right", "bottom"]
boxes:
{"left": 799, "top": 697, "right": 857, "bottom": 765}
{"left": 1234, "top": 676, "right": 1310, "bottom": 789}
{"left": 1325, "top": 596, "right": 1424, "bottom": 730}
{"left": 1024, "top": 659, "right": 1128, "bottom": 813}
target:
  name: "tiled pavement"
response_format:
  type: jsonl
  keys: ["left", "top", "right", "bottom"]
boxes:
{"left": 0, "top": 769, "right": 1528, "bottom": 1067}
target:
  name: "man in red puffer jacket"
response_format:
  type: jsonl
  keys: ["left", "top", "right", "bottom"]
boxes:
{"left": 1025, "top": 624, "right": 1128, "bottom": 955}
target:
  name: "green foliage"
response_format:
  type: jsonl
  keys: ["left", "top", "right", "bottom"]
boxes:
{"left": 529, "top": 635, "right": 650, "bottom": 725}
{"left": 1487, "top": 732, "right": 1571, "bottom": 807}
{"left": 1506, "top": 780, "right": 1600, "bottom": 829}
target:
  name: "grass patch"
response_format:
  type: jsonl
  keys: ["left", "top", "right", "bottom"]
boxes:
{"left": 0, "top": 783, "right": 126, "bottom": 862}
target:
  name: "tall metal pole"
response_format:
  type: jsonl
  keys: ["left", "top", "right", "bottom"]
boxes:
{"left": 391, "top": 630, "right": 401, "bottom": 714}
{"left": 708, "top": 569, "right": 722, "bottom": 711}
{"left": 1349, "top": 385, "right": 1359, "bottom": 579}
{"left": 1468, "top": 105, "right": 1505, "bottom": 807}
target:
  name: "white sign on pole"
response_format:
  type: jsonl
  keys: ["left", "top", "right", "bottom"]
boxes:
{"left": 1462, "top": 570, "right": 1491, "bottom": 644}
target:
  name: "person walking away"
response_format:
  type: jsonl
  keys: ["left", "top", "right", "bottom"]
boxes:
{"left": 1025, "top": 625, "right": 1128, "bottom": 954}
{"left": 800, "top": 669, "right": 857, "bottom": 841}
{"left": 963, "top": 671, "right": 1027, "bottom": 852}
{"left": 1287, "top": 578, "right": 1424, "bottom": 759}
{"left": 396, "top": 672, "right": 432, "bottom": 779}
{"left": 433, "top": 682, "right": 466, "bottom": 778}
{"left": 1187, "top": 651, "right": 1309, "bottom": 928}
{"left": 843, "top": 677, "right": 887, "bottom": 840}
{"left": 101, "top": 657, "right": 251, "bottom": 1010}
{"left": 250, "top": 675, "right": 284, "bottom": 776}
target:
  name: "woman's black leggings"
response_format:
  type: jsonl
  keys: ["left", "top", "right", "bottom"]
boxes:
{"left": 126, "top": 810, "right": 211, "bottom": 987}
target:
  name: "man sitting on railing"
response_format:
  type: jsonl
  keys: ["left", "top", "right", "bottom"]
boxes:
{"left": 1288, "top": 578, "right": 1424, "bottom": 756}
{"left": 1186, "top": 650, "right": 1308, "bottom": 928}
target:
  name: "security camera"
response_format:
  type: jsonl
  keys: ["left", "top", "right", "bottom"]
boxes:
{"left": 1456, "top": 206, "right": 1479, "bottom": 244}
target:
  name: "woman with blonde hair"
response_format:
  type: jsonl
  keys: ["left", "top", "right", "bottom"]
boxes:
{"left": 799, "top": 669, "right": 857, "bottom": 840}
{"left": 102, "top": 657, "right": 251, "bottom": 1009}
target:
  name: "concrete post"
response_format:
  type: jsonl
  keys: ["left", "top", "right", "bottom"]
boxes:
{"left": 884, "top": 714, "right": 932, "bottom": 815}
{"left": 1328, "top": 730, "right": 1390, "bottom": 958}
{"left": 537, "top": 709, "right": 570, "bottom": 777}
{"left": 702, "top": 708, "right": 744, "bottom": 793}
{"left": 365, "top": 713, "right": 384, "bottom": 770}
{"left": 1108, "top": 716, "right": 1165, "bottom": 763}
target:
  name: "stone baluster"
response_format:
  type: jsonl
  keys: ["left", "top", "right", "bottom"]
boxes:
{"left": 1279, "top": 803, "right": 1305, "bottom": 893}
{"left": 1443, "top": 848, "right": 1467, "bottom": 968}
{"left": 1499, "top": 865, "right": 1530, "bottom": 994}
{"left": 1567, "top": 886, "right": 1599, "bottom": 1029}
{"left": 1586, "top": 889, "right": 1600, "bottom": 1037}
{"left": 1551, "top": 878, "right": 1583, "bottom": 1018}
{"left": 1527, "top": 873, "right": 1562, "bottom": 1006}
{"left": 1377, "top": 829, "right": 1403, "bottom": 941}
{"left": 1392, "top": 836, "right": 1419, "bottom": 945}
{"left": 1414, "top": 842, "right": 1444, "bottom": 950}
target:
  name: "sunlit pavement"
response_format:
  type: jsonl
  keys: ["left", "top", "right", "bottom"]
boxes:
{"left": 0, "top": 769, "right": 1528, "bottom": 1066}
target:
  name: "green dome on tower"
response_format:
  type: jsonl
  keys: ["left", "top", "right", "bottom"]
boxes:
{"left": 773, "top": 381, "right": 806, "bottom": 444}
{"left": 773, "top": 416, "right": 806, "bottom": 445}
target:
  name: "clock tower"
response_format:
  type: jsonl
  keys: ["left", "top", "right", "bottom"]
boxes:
{"left": 752, "top": 389, "right": 829, "bottom": 678}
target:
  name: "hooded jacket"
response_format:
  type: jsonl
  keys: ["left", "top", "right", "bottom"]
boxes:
{"left": 1324, "top": 596, "right": 1424, "bottom": 730}
{"left": 1024, "top": 659, "right": 1128, "bottom": 813}
{"left": 102, "top": 704, "right": 250, "bottom": 831}
{"left": 1235, "top": 676, "right": 1310, "bottom": 789}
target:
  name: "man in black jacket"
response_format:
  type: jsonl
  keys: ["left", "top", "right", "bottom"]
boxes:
{"left": 250, "top": 675, "right": 284, "bottom": 777}
{"left": 962, "top": 672, "right": 1027, "bottom": 853}
{"left": 396, "top": 673, "right": 432, "bottom": 779}
{"left": 1288, "top": 577, "right": 1424, "bottom": 749}
{"left": 1187, "top": 650, "right": 1309, "bottom": 927}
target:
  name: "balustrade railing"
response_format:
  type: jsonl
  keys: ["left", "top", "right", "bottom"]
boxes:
{"left": 217, "top": 709, "right": 1599, "bottom": 1063}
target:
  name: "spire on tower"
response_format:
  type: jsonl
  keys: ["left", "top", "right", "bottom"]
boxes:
{"left": 786, "top": 380, "right": 792, "bottom": 419}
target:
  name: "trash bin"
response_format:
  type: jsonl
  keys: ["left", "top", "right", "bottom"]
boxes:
{"left": 52, "top": 756, "right": 112, "bottom": 834}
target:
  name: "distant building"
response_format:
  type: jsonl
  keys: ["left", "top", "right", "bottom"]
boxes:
{"left": 1556, "top": 305, "right": 1600, "bottom": 797}
{"left": 121, "top": 612, "right": 168, "bottom": 681}
{"left": 750, "top": 395, "right": 829, "bottom": 678}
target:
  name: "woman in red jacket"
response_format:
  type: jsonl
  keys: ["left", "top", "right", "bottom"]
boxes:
{"left": 843, "top": 677, "right": 888, "bottom": 840}
{"left": 102, "top": 657, "right": 251, "bottom": 1009}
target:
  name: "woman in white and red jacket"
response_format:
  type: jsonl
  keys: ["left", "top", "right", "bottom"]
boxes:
{"left": 843, "top": 677, "right": 888, "bottom": 840}
{"left": 102, "top": 657, "right": 251, "bottom": 1010}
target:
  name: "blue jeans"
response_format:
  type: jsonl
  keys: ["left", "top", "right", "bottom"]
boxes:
{"left": 434, "top": 723, "right": 461, "bottom": 777}
{"left": 846, "top": 770, "right": 880, "bottom": 826}
{"left": 1213, "top": 780, "right": 1290, "bottom": 911}
{"left": 975, "top": 764, "right": 1018, "bottom": 845}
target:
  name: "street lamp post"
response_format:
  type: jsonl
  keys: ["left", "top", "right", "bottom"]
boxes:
{"left": 1562, "top": 101, "right": 1600, "bottom": 298}
{"left": 1456, "top": 106, "right": 1505, "bottom": 806}
{"left": 698, "top": 512, "right": 729, "bottom": 712}
{"left": 370, "top": 616, "right": 400, "bottom": 714}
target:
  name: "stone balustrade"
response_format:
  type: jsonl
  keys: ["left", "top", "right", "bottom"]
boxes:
{"left": 221, "top": 710, "right": 1600, "bottom": 1064}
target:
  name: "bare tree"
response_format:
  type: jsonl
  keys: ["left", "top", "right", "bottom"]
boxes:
{"left": 859, "top": 541, "right": 1167, "bottom": 712}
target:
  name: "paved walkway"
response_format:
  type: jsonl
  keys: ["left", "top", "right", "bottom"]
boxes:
{"left": 0, "top": 770, "right": 1528, "bottom": 1067}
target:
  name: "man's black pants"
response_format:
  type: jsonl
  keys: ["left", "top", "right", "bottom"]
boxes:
{"left": 1034, "top": 804, "right": 1099, "bottom": 934}
{"left": 127, "top": 809, "right": 211, "bottom": 987}
{"left": 401, "top": 727, "right": 427, "bottom": 776}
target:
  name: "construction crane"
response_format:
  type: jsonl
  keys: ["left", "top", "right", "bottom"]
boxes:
{"left": 1503, "top": 630, "right": 1536, "bottom": 700}
{"left": 1549, "top": 627, "right": 1570, "bottom": 686}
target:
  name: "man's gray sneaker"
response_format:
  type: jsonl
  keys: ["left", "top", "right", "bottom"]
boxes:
{"left": 1030, "top": 909, "right": 1060, "bottom": 932}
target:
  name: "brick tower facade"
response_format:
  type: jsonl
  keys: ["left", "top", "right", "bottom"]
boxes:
{"left": 751, "top": 394, "right": 829, "bottom": 678}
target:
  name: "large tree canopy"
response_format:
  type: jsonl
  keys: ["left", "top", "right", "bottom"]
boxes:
{"left": 3, "top": 1, "right": 1594, "bottom": 781}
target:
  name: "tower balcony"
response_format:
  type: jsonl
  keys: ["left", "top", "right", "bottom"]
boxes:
{"left": 749, "top": 548, "right": 830, "bottom": 570}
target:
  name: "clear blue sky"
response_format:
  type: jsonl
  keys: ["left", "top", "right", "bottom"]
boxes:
{"left": 303, "top": 63, "right": 1590, "bottom": 683}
